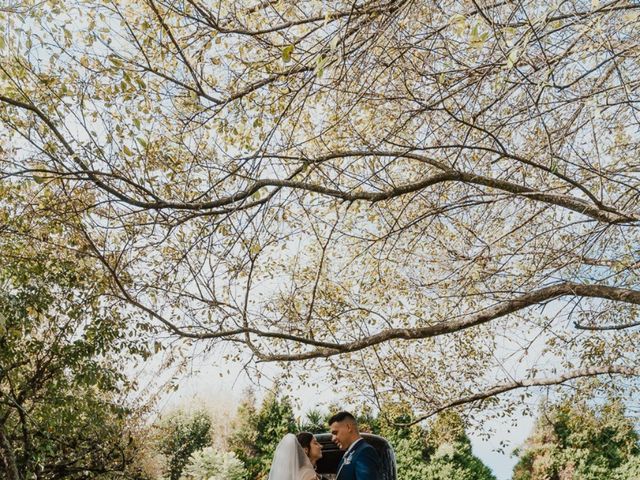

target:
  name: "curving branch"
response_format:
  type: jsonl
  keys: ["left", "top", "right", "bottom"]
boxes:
{"left": 49, "top": 221, "right": 640, "bottom": 357}
{"left": 249, "top": 282, "right": 640, "bottom": 361}
{"left": 407, "top": 365, "right": 639, "bottom": 425}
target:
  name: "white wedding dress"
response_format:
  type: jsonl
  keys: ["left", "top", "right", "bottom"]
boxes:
{"left": 268, "top": 433, "right": 318, "bottom": 480}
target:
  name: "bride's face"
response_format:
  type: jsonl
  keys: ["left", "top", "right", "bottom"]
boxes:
{"left": 307, "top": 437, "right": 323, "bottom": 463}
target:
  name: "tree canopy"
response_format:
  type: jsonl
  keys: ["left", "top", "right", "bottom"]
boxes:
{"left": 1, "top": 0, "right": 639, "bottom": 422}
{"left": 513, "top": 398, "right": 640, "bottom": 479}
{"left": 0, "top": 178, "right": 150, "bottom": 478}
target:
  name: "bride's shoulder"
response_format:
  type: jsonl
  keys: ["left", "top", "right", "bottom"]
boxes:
{"left": 299, "top": 466, "right": 319, "bottom": 480}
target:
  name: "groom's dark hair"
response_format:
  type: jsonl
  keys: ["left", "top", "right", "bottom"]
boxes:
{"left": 328, "top": 411, "right": 356, "bottom": 425}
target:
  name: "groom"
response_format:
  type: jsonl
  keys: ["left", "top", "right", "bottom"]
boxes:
{"left": 329, "top": 411, "right": 380, "bottom": 480}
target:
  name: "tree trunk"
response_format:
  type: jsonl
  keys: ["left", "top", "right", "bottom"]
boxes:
{"left": 0, "top": 424, "right": 21, "bottom": 480}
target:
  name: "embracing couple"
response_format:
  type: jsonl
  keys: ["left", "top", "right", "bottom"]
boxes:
{"left": 268, "top": 411, "right": 381, "bottom": 480}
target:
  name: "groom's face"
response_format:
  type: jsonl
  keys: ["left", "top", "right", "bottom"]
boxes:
{"left": 330, "top": 420, "right": 354, "bottom": 450}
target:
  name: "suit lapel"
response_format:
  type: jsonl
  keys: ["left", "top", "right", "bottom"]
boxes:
{"left": 336, "top": 440, "right": 362, "bottom": 480}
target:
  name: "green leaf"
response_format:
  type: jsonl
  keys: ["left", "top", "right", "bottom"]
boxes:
{"left": 450, "top": 13, "right": 467, "bottom": 35}
{"left": 471, "top": 24, "right": 479, "bottom": 40}
{"left": 108, "top": 55, "right": 122, "bottom": 67}
{"left": 330, "top": 35, "right": 340, "bottom": 51}
{"left": 315, "top": 55, "right": 329, "bottom": 77}
{"left": 282, "top": 45, "right": 294, "bottom": 63}
{"left": 470, "top": 25, "right": 488, "bottom": 49}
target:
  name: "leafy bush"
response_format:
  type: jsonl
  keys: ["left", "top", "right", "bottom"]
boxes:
{"left": 181, "top": 447, "right": 247, "bottom": 480}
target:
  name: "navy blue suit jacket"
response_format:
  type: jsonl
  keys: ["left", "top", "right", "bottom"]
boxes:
{"left": 336, "top": 439, "right": 380, "bottom": 480}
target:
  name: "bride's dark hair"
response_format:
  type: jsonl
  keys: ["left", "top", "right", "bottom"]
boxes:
{"left": 296, "top": 431, "right": 314, "bottom": 454}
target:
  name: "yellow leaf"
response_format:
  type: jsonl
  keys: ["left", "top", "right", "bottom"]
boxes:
{"left": 506, "top": 49, "right": 519, "bottom": 69}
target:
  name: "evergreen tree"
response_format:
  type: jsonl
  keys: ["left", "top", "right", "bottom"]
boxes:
{"left": 513, "top": 399, "right": 640, "bottom": 480}
{"left": 157, "top": 410, "right": 213, "bottom": 480}
{"left": 298, "top": 409, "right": 327, "bottom": 434}
{"left": 229, "top": 392, "right": 296, "bottom": 480}
{"left": 422, "top": 411, "right": 496, "bottom": 480}
{"left": 365, "top": 403, "right": 495, "bottom": 480}
{"left": 375, "top": 402, "right": 431, "bottom": 480}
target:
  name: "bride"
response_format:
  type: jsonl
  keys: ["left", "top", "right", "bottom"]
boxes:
{"left": 268, "top": 432, "right": 323, "bottom": 480}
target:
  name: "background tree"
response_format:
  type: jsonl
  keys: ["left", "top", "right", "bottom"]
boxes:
{"left": 157, "top": 410, "right": 213, "bottom": 480}
{"left": 1, "top": 0, "right": 640, "bottom": 426}
{"left": 298, "top": 409, "right": 327, "bottom": 434}
{"left": 422, "top": 412, "right": 495, "bottom": 480}
{"left": 228, "top": 392, "right": 296, "bottom": 480}
{"left": 374, "top": 404, "right": 495, "bottom": 480}
{"left": 375, "top": 402, "right": 432, "bottom": 480}
{"left": 0, "top": 180, "right": 150, "bottom": 478}
{"left": 513, "top": 398, "right": 640, "bottom": 480}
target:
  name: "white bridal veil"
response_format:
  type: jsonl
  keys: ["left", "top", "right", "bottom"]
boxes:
{"left": 268, "top": 433, "right": 314, "bottom": 480}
